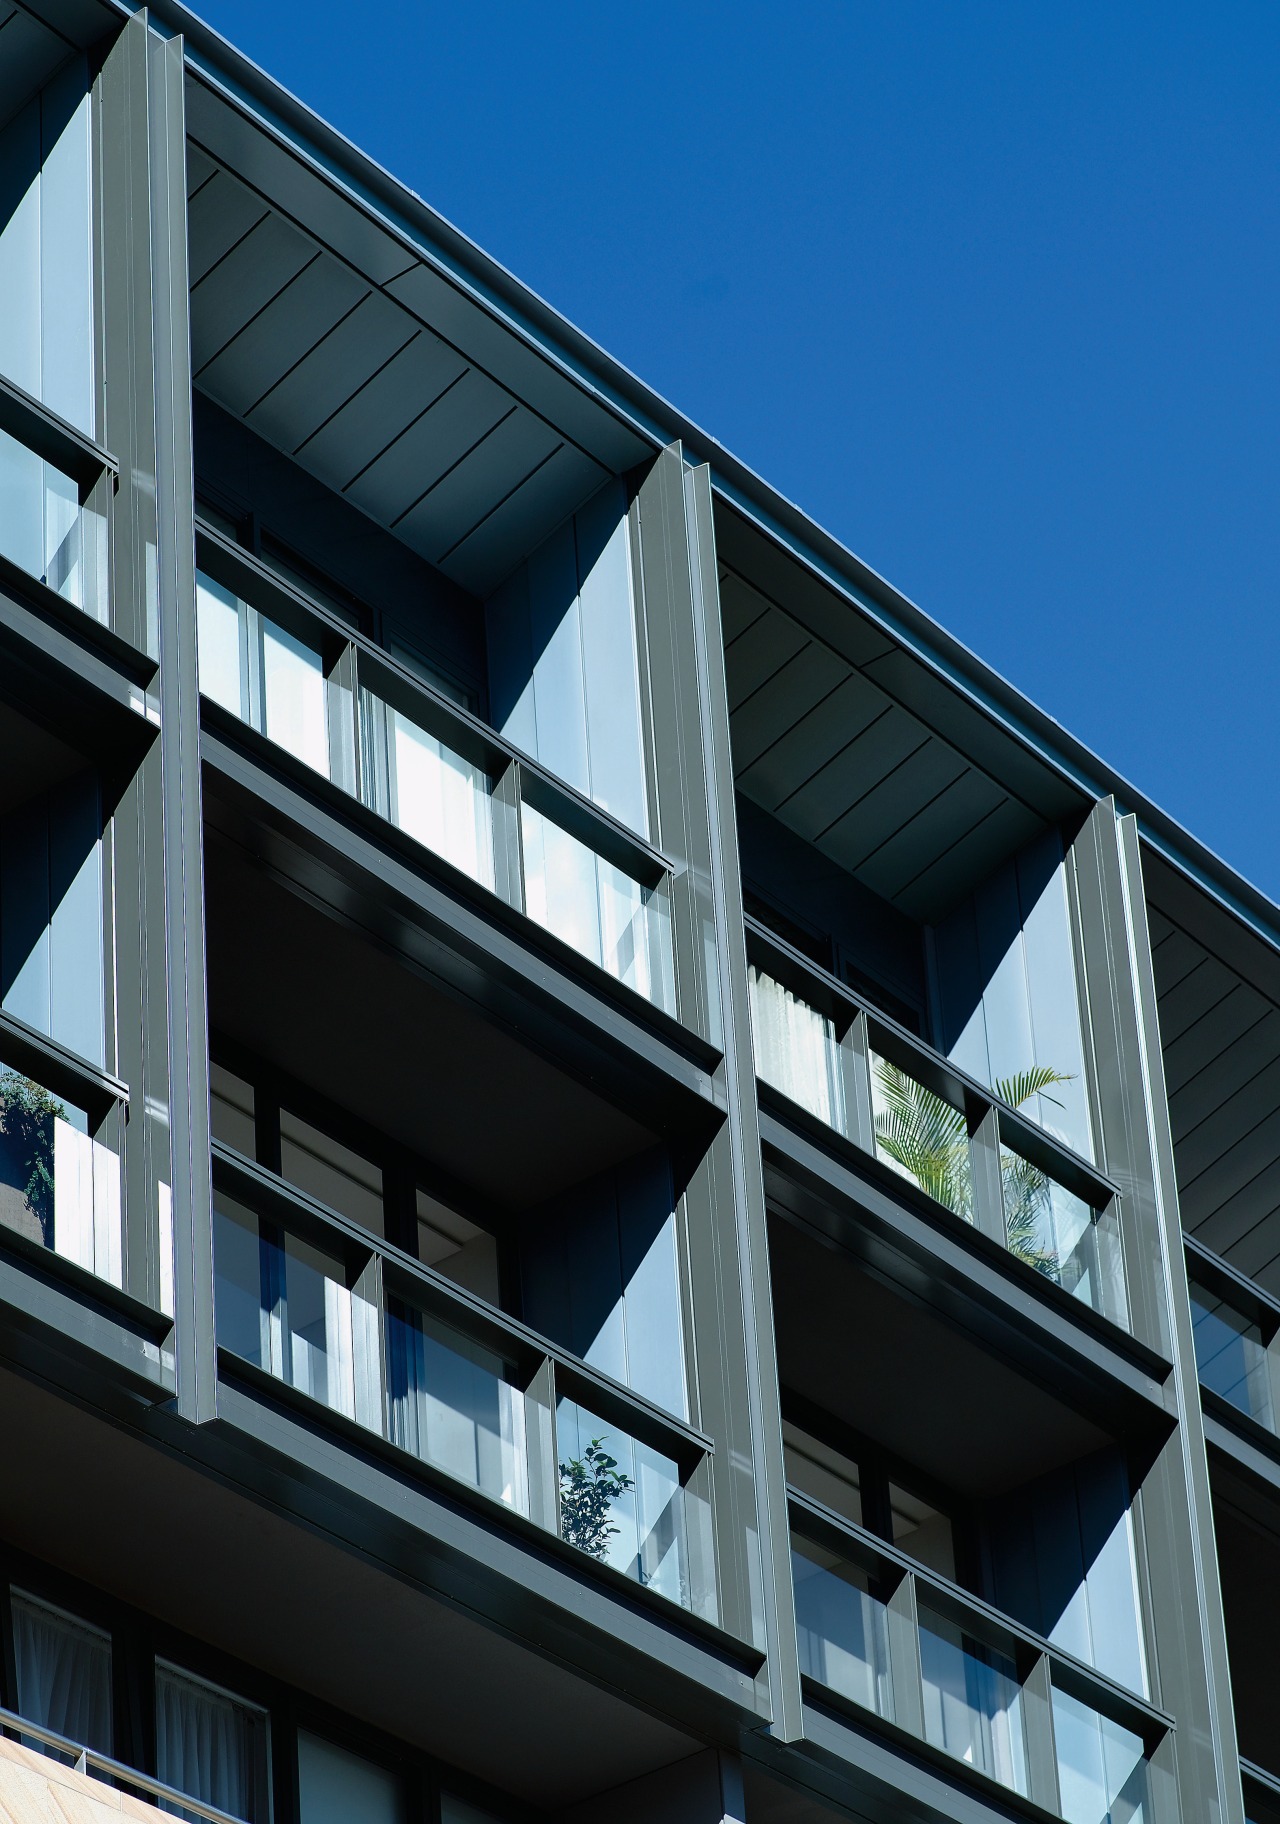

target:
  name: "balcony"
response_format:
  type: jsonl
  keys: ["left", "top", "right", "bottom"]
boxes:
{"left": 194, "top": 522, "right": 677, "bottom": 1021}
{"left": 0, "top": 1702, "right": 247, "bottom": 1824}
{"left": 746, "top": 917, "right": 1129, "bottom": 1331}
{"left": 1186, "top": 1237, "right": 1280, "bottom": 1444}
{"left": 210, "top": 1141, "right": 717, "bottom": 1624}
{"left": 0, "top": 372, "right": 112, "bottom": 628}
{"left": 790, "top": 1488, "right": 1170, "bottom": 1823}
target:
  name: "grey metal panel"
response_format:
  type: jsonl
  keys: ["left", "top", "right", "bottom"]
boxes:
{"left": 1180, "top": 1109, "right": 1280, "bottom": 1233}
{"left": 294, "top": 330, "right": 466, "bottom": 490}
{"left": 728, "top": 641, "right": 849, "bottom": 776}
{"left": 385, "top": 263, "right": 651, "bottom": 473}
{"left": 346, "top": 364, "right": 511, "bottom": 524}
{"left": 1151, "top": 925, "right": 1209, "bottom": 997}
{"left": 1157, "top": 954, "right": 1240, "bottom": 1047}
{"left": 735, "top": 671, "right": 886, "bottom": 812}
{"left": 441, "top": 440, "right": 608, "bottom": 598}
{"left": 818, "top": 737, "right": 967, "bottom": 867}
{"left": 1168, "top": 1008, "right": 1280, "bottom": 1139}
{"left": 185, "top": 165, "right": 266, "bottom": 285}
{"left": 1222, "top": 1208, "right": 1280, "bottom": 1284}
{"left": 714, "top": 521, "right": 894, "bottom": 671}
{"left": 718, "top": 569, "right": 771, "bottom": 649}
{"left": 724, "top": 606, "right": 809, "bottom": 713}
{"left": 1147, "top": 906, "right": 1177, "bottom": 948}
{"left": 897, "top": 795, "right": 1043, "bottom": 921}
{"left": 395, "top": 406, "right": 561, "bottom": 565}
{"left": 185, "top": 138, "right": 216, "bottom": 193}
{"left": 0, "top": 8, "right": 68, "bottom": 130}
{"left": 1176, "top": 1053, "right": 1280, "bottom": 1185}
{"left": 781, "top": 706, "right": 924, "bottom": 844}
{"left": 189, "top": 210, "right": 316, "bottom": 370}
{"left": 1191, "top": 1174, "right": 1280, "bottom": 1254}
{"left": 245, "top": 286, "right": 417, "bottom": 451}
{"left": 195, "top": 252, "right": 367, "bottom": 415}
{"left": 185, "top": 94, "right": 416, "bottom": 287}
{"left": 856, "top": 767, "right": 1004, "bottom": 905}
{"left": 1163, "top": 984, "right": 1273, "bottom": 1098}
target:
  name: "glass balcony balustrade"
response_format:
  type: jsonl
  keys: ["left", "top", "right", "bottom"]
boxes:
{"left": 194, "top": 546, "right": 677, "bottom": 1019}
{"left": 790, "top": 1495, "right": 1162, "bottom": 1824}
{"left": 0, "top": 1062, "right": 122, "bottom": 1289}
{"left": 1188, "top": 1262, "right": 1276, "bottom": 1430}
{"left": 746, "top": 918, "right": 1130, "bottom": 1331}
{"left": 0, "top": 420, "right": 108, "bottom": 623}
{"left": 211, "top": 1166, "right": 716, "bottom": 1622}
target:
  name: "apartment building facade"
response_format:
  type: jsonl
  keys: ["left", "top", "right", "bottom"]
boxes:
{"left": 0, "top": 4, "right": 1276, "bottom": 1822}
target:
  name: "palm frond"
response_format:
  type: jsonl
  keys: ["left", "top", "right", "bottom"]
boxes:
{"left": 994, "top": 1066, "right": 1074, "bottom": 1114}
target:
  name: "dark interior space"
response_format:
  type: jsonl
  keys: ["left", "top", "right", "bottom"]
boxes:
{"left": 1209, "top": 1463, "right": 1280, "bottom": 1778}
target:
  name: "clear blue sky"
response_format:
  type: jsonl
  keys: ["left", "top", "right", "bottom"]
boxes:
{"left": 192, "top": 0, "right": 1280, "bottom": 901}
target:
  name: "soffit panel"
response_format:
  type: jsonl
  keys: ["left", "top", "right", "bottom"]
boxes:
{"left": 189, "top": 211, "right": 317, "bottom": 372}
{"left": 195, "top": 255, "right": 369, "bottom": 417}
{"left": 896, "top": 796, "right": 1043, "bottom": 922}
{"left": 244, "top": 288, "right": 417, "bottom": 451}
{"left": 0, "top": 6, "right": 85, "bottom": 131}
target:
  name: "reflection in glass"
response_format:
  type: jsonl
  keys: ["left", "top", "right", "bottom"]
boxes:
{"left": 0, "top": 1068, "right": 121, "bottom": 1286}
{"left": 194, "top": 570, "right": 330, "bottom": 777}
{"left": 556, "top": 1398, "right": 703, "bottom": 1614}
{"left": 870, "top": 1052, "right": 973, "bottom": 1221}
{"left": 791, "top": 1534, "right": 892, "bottom": 1718}
{"left": 521, "top": 804, "right": 674, "bottom": 1013}
{"left": 782, "top": 1423, "right": 862, "bottom": 1528}
{"left": 918, "top": 1606, "right": 1027, "bottom": 1796}
{"left": 1000, "top": 1146, "right": 1128, "bottom": 1326}
{"left": 747, "top": 966, "right": 846, "bottom": 1132}
{"left": 386, "top": 1297, "right": 527, "bottom": 1513}
{"left": 0, "top": 428, "right": 107, "bottom": 621}
{"left": 1052, "top": 1685, "right": 1148, "bottom": 1824}
{"left": 889, "top": 1483, "right": 956, "bottom": 1582}
{"left": 1190, "top": 1282, "right": 1274, "bottom": 1429}
{"left": 386, "top": 705, "right": 493, "bottom": 889}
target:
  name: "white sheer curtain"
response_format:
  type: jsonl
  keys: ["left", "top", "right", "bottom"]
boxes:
{"left": 747, "top": 966, "right": 846, "bottom": 1133}
{"left": 155, "top": 1662, "right": 266, "bottom": 1823}
{"left": 11, "top": 1590, "right": 112, "bottom": 1754}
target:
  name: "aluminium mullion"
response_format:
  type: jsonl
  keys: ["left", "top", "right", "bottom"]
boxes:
{"left": 1023, "top": 1651, "right": 1062, "bottom": 1816}
{"left": 840, "top": 1010, "right": 875, "bottom": 1154}
{"left": 970, "top": 1105, "right": 1008, "bottom": 1247}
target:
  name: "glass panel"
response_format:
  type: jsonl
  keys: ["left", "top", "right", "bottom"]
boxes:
{"left": 260, "top": 618, "right": 328, "bottom": 774}
{"left": 1190, "top": 1282, "right": 1274, "bottom": 1428}
{"left": 212, "top": 1201, "right": 378, "bottom": 1429}
{"left": 386, "top": 705, "right": 494, "bottom": 889}
{"left": 0, "top": 1068, "right": 121, "bottom": 1286}
{"left": 386, "top": 1296, "right": 527, "bottom": 1513}
{"left": 196, "top": 574, "right": 244, "bottom": 716}
{"left": 297, "top": 1732, "right": 405, "bottom": 1824}
{"left": 889, "top": 1483, "right": 956, "bottom": 1582}
{"left": 521, "top": 802, "right": 674, "bottom": 1013}
{"left": 870, "top": 1051, "right": 973, "bottom": 1221}
{"left": 1000, "top": 1145, "right": 1129, "bottom": 1325}
{"left": 918, "top": 1604, "right": 1028, "bottom": 1796}
{"left": 280, "top": 1108, "right": 384, "bottom": 1238}
{"left": 790, "top": 1533, "right": 892, "bottom": 1718}
{"left": 747, "top": 966, "right": 846, "bottom": 1132}
{"left": 556, "top": 1398, "right": 703, "bottom": 1613}
{"left": 11, "top": 1590, "right": 112, "bottom": 1756}
{"left": 1052, "top": 1684, "right": 1149, "bottom": 1824}
{"left": 155, "top": 1661, "right": 270, "bottom": 1824}
{"left": 782, "top": 1422, "right": 862, "bottom": 1528}
{"left": 0, "top": 427, "right": 106, "bottom": 621}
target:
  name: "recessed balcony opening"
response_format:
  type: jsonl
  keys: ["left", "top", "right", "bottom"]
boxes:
{"left": 1207, "top": 1460, "right": 1280, "bottom": 1786}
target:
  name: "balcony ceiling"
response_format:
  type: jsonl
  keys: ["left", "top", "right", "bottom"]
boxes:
{"left": 0, "top": 1, "right": 113, "bottom": 130}
{"left": 1145, "top": 848, "right": 1280, "bottom": 1297}
{"left": 184, "top": 79, "right": 652, "bottom": 599}
{"left": 718, "top": 508, "right": 1087, "bottom": 925}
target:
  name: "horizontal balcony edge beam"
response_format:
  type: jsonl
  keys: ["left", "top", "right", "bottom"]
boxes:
{"left": 0, "top": 373, "right": 119, "bottom": 489}
{"left": 0, "top": 1008, "right": 130, "bottom": 1117}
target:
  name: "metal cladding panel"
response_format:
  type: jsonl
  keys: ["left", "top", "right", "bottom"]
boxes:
{"left": 855, "top": 766, "right": 1005, "bottom": 904}
{"left": 819, "top": 736, "right": 968, "bottom": 868}
{"left": 895, "top": 794, "right": 1043, "bottom": 921}
{"left": 1153, "top": 924, "right": 1213, "bottom": 997}
{"left": 441, "top": 440, "right": 608, "bottom": 597}
{"left": 1163, "top": 985, "right": 1271, "bottom": 1098}
{"left": 781, "top": 704, "right": 924, "bottom": 844}
{"left": 718, "top": 569, "right": 771, "bottom": 646}
{"left": 1158, "top": 953, "right": 1242, "bottom": 1046}
{"left": 346, "top": 364, "right": 511, "bottom": 524}
{"left": 196, "top": 254, "right": 368, "bottom": 415}
{"left": 293, "top": 330, "right": 466, "bottom": 488}
{"left": 715, "top": 514, "right": 895, "bottom": 670}
{"left": 385, "top": 263, "right": 651, "bottom": 474}
{"left": 189, "top": 212, "right": 316, "bottom": 370}
{"left": 1177, "top": 1052, "right": 1280, "bottom": 1187}
{"left": 186, "top": 166, "right": 267, "bottom": 286}
{"left": 728, "top": 640, "right": 849, "bottom": 774}
{"left": 186, "top": 139, "right": 217, "bottom": 192}
{"left": 725, "top": 606, "right": 809, "bottom": 712}
{"left": 0, "top": 7, "right": 71, "bottom": 128}
{"left": 395, "top": 406, "right": 561, "bottom": 563}
{"left": 1169, "top": 1000, "right": 1276, "bottom": 1128}
{"left": 735, "top": 670, "right": 886, "bottom": 811}
{"left": 246, "top": 288, "right": 417, "bottom": 451}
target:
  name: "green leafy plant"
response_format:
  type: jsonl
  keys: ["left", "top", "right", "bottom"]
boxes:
{"left": 0, "top": 1070, "right": 66, "bottom": 1248}
{"left": 872, "top": 1058, "right": 1072, "bottom": 1277}
{"left": 559, "top": 1437, "right": 634, "bottom": 1561}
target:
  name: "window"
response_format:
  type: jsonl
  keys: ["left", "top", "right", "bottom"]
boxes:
{"left": 416, "top": 1187, "right": 499, "bottom": 1304}
{"left": 0, "top": 1066, "right": 122, "bottom": 1287}
{"left": 10, "top": 1589, "right": 112, "bottom": 1755}
{"left": 280, "top": 1109, "right": 384, "bottom": 1238}
{"left": 748, "top": 966, "right": 846, "bottom": 1132}
{"left": 783, "top": 1422, "right": 863, "bottom": 1529}
{"left": 297, "top": 1732, "right": 405, "bottom": 1824}
{"left": 889, "top": 1483, "right": 956, "bottom": 1583}
{"left": 155, "top": 1661, "right": 270, "bottom": 1824}
{"left": 210, "top": 1062, "right": 256, "bottom": 1158}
